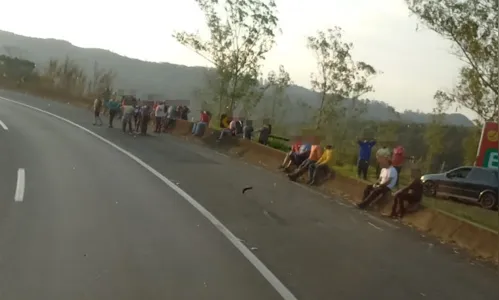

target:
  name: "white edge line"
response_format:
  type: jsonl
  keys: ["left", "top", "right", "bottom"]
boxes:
{"left": 368, "top": 222, "right": 383, "bottom": 231}
{"left": 0, "top": 120, "right": 8, "bottom": 130}
{"left": 14, "top": 168, "right": 25, "bottom": 202}
{"left": 0, "top": 96, "right": 298, "bottom": 300}
{"left": 364, "top": 213, "right": 400, "bottom": 229}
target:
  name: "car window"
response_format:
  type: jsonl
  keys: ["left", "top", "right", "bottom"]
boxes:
{"left": 447, "top": 167, "right": 472, "bottom": 179}
{"left": 468, "top": 168, "right": 498, "bottom": 186}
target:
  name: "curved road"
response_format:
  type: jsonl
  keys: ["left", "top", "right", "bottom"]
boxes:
{"left": 0, "top": 97, "right": 282, "bottom": 300}
{"left": 0, "top": 90, "right": 498, "bottom": 300}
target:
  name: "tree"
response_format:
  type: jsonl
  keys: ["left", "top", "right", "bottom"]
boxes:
{"left": 307, "top": 27, "right": 378, "bottom": 129}
{"left": 407, "top": 0, "right": 498, "bottom": 121}
{"left": 0, "top": 55, "right": 36, "bottom": 82}
{"left": 424, "top": 103, "right": 446, "bottom": 171}
{"left": 267, "top": 65, "right": 291, "bottom": 123}
{"left": 174, "top": 0, "right": 279, "bottom": 116}
{"left": 462, "top": 125, "right": 481, "bottom": 165}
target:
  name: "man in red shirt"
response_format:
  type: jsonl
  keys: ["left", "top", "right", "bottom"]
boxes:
{"left": 192, "top": 111, "right": 211, "bottom": 136}
{"left": 279, "top": 136, "right": 302, "bottom": 169}
{"left": 392, "top": 146, "right": 405, "bottom": 186}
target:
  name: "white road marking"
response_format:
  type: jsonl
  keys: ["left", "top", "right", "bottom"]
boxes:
{"left": 368, "top": 222, "right": 384, "bottom": 231}
{"left": 0, "top": 96, "right": 298, "bottom": 300}
{"left": 14, "top": 168, "right": 25, "bottom": 202}
{"left": 363, "top": 213, "right": 400, "bottom": 229}
{"left": 0, "top": 120, "right": 8, "bottom": 130}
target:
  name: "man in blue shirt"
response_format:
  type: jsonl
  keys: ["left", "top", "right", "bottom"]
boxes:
{"left": 357, "top": 138, "right": 376, "bottom": 180}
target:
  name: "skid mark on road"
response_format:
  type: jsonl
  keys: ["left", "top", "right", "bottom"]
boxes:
{"left": 0, "top": 96, "right": 298, "bottom": 300}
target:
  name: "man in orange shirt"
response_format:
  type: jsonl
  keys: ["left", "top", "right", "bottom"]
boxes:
{"left": 288, "top": 139, "right": 322, "bottom": 181}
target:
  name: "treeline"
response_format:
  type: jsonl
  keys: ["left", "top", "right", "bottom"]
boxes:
{"left": 173, "top": 0, "right": 492, "bottom": 172}
{"left": 0, "top": 55, "right": 115, "bottom": 102}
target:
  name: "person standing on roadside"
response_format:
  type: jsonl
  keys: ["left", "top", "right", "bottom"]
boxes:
{"left": 357, "top": 138, "right": 376, "bottom": 180}
{"left": 121, "top": 99, "right": 134, "bottom": 134}
{"left": 106, "top": 99, "right": 121, "bottom": 128}
{"left": 376, "top": 145, "right": 389, "bottom": 178}
{"left": 165, "top": 104, "right": 177, "bottom": 131}
{"left": 392, "top": 145, "right": 405, "bottom": 187}
{"left": 139, "top": 105, "right": 151, "bottom": 135}
{"left": 92, "top": 98, "right": 103, "bottom": 126}
{"left": 154, "top": 102, "right": 166, "bottom": 133}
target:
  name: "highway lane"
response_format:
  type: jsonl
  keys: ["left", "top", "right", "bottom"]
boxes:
{"left": 1, "top": 90, "right": 499, "bottom": 300}
{"left": 0, "top": 98, "right": 284, "bottom": 300}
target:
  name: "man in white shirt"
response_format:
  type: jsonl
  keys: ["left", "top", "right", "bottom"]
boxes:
{"left": 154, "top": 102, "right": 166, "bottom": 133}
{"left": 357, "top": 148, "right": 398, "bottom": 209}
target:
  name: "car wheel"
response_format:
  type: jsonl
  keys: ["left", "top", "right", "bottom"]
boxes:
{"left": 423, "top": 181, "right": 436, "bottom": 197}
{"left": 478, "top": 192, "right": 498, "bottom": 210}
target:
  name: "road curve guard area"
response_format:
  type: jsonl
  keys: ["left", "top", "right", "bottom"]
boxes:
{"left": 169, "top": 119, "right": 498, "bottom": 264}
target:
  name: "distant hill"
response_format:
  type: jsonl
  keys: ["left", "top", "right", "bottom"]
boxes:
{"left": 0, "top": 29, "right": 474, "bottom": 127}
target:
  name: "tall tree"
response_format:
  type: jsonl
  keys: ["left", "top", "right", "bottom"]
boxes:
{"left": 407, "top": 0, "right": 498, "bottom": 121}
{"left": 307, "top": 27, "right": 378, "bottom": 129}
{"left": 462, "top": 125, "right": 482, "bottom": 165}
{"left": 268, "top": 65, "right": 291, "bottom": 123}
{"left": 174, "top": 0, "right": 279, "bottom": 116}
{"left": 424, "top": 103, "right": 446, "bottom": 171}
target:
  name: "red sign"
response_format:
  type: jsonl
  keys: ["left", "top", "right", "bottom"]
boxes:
{"left": 475, "top": 122, "right": 498, "bottom": 167}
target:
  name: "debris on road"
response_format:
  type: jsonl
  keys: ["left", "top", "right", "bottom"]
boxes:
{"left": 242, "top": 186, "right": 253, "bottom": 194}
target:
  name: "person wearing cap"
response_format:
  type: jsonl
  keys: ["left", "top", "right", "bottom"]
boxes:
{"left": 357, "top": 147, "right": 398, "bottom": 209}
{"left": 307, "top": 144, "right": 333, "bottom": 185}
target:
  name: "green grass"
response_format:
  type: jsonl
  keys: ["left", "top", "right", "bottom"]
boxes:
{"left": 423, "top": 197, "right": 499, "bottom": 232}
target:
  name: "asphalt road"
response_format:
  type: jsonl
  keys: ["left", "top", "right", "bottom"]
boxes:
{"left": 0, "top": 89, "right": 498, "bottom": 300}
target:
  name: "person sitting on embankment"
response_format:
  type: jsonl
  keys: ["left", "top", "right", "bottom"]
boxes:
{"left": 356, "top": 148, "right": 397, "bottom": 210}
{"left": 389, "top": 168, "right": 423, "bottom": 218}
{"left": 287, "top": 139, "right": 322, "bottom": 182}
{"left": 279, "top": 137, "right": 302, "bottom": 170}
{"left": 307, "top": 144, "right": 334, "bottom": 186}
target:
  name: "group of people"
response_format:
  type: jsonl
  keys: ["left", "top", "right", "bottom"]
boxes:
{"left": 92, "top": 96, "right": 190, "bottom": 135}
{"left": 216, "top": 114, "right": 272, "bottom": 145}
{"left": 356, "top": 146, "right": 423, "bottom": 218}
{"left": 278, "top": 137, "right": 334, "bottom": 186}
{"left": 280, "top": 136, "right": 422, "bottom": 218}
{"left": 357, "top": 138, "right": 406, "bottom": 186}
{"left": 152, "top": 101, "right": 190, "bottom": 133}
{"left": 94, "top": 96, "right": 421, "bottom": 218}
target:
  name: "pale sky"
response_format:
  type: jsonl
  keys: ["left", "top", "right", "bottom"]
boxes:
{"left": 0, "top": 0, "right": 474, "bottom": 118}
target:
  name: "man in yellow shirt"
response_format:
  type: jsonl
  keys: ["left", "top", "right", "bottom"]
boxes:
{"left": 307, "top": 145, "right": 333, "bottom": 185}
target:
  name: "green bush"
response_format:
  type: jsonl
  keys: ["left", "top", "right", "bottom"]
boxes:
{"left": 268, "top": 138, "right": 290, "bottom": 152}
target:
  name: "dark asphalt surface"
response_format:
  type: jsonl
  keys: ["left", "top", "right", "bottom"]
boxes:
{"left": 0, "top": 89, "right": 498, "bottom": 300}
{"left": 0, "top": 95, "right": 282, "bottom": 300}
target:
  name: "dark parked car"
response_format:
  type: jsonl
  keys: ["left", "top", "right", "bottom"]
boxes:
{"left": 421, "top": 166, "right": 498, "bottom": 210}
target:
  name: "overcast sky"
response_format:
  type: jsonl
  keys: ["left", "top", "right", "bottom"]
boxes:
{"left": 0, "top": 0, "right": 474, "bottom": 118}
